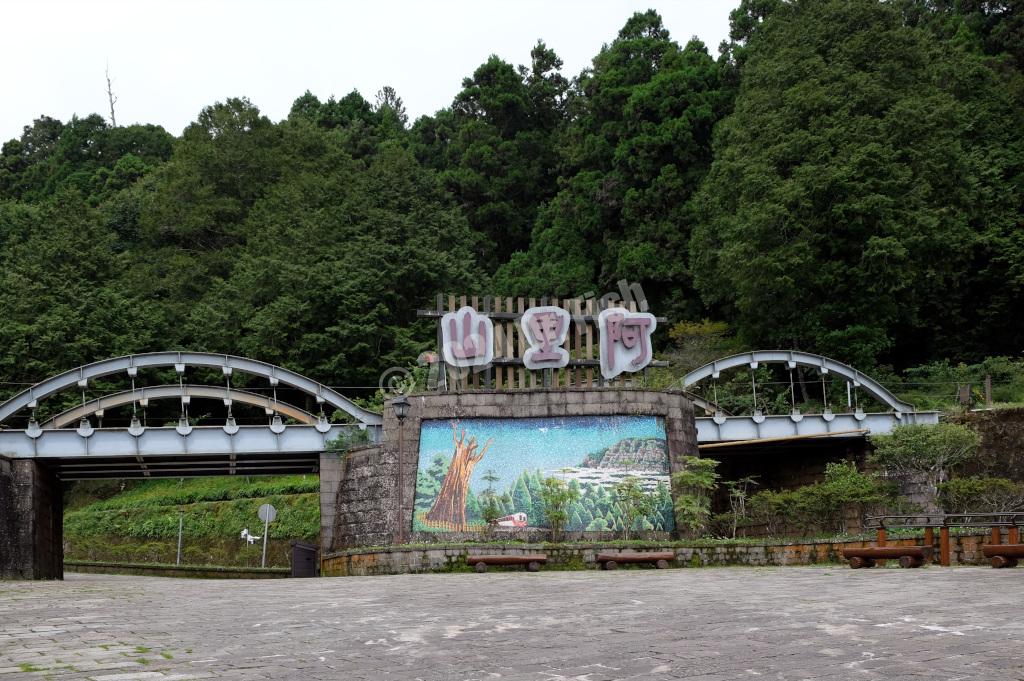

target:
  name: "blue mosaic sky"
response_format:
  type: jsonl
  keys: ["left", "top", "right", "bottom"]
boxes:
{"left": 417, "top": 415, "right": 667, "bottom": 492}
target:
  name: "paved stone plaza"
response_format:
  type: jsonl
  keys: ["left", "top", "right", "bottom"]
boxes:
{"left": 1, "top": 567, "right": 1021, "bottom": 680}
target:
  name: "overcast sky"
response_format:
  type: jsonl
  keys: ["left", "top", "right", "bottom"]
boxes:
{"left": 1, "top": 1, "right": 735, "bottom": 142}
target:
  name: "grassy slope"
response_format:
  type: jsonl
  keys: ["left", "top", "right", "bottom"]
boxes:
{"left": 63, "top": 475, "right": 320, "bottom": 567}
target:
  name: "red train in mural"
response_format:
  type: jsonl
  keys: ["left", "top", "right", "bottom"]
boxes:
{"left": 492, "top": 512, "right": 528, "bottom": 528}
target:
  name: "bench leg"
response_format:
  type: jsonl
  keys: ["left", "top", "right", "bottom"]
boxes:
{"left": 849, "top": 557, "right": 875, "bottom": 569}
{"left": 475, "top": 562, "right": 488, "bottom": 573}
{"left": 527, "top": 561, "right": 541, "bottom": 572}
{"left": 939, "top": 526, "right": 951, "bottom": 566}
{"left": 899, "top": 555, "right": 923, "bottom": 569}
{"left": 991, "top": 556, "right": 1013, "bottom": 569}
{"left": 655, "top": 559, "right": 669, "bottom": 570}
{"left": 603, "top": 560, "right": 618, "bottom": 570}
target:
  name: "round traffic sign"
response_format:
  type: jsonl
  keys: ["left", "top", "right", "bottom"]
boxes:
{"left": 258, "top": 504, "right": 277, "bottom": 523}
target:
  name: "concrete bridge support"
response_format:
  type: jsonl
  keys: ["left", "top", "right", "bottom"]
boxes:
{"left": 0, "top": 457, "right": 63, "bottom": 580}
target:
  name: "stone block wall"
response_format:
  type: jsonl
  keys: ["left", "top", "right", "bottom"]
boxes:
{"left": 949, "top": 407, "right": 1024, "bottom": 481}
{"left": 320, "top": 533, "right": 997, "bottom": 576}
{"left": 0, "top": 457, "right": 15, "bottom": 576}
{"left": 0, "top": 457, "right": 63, "bottom": 579}
{"left": 321, "top": 389, "right": 699, "bottom": 551}
{"left": 320, "top": 442, "right": 400, "bottom": 551}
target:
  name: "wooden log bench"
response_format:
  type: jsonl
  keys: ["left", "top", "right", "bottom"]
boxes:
{"left": 596, "top": 551, "right": 675, "bottom": 570}
{"left": 981, "top": 544, "right": 1024, "bottom": 569}
{"left": 842, "top": 546, "right": 931, "bottom": 569}
{"left": 467, "top": 554, "right": 547, "bottom": 573}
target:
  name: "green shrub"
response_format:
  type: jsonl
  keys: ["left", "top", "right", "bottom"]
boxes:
{"left": 84, "top": 475, "right": 320, "bottom": 510}
{"left": 746, "top": 462, "right": 904, "bottom": 536}
{"left": 672, "top": 456, "right": 720, "bottom": 538}
{"left": 938, "top": 477, "right": 1024, "bottom": 513}
{"left": 870, "top": 423, "right": 980, "bottom": 499}
{"left": 65, "top": 489, "right": 319, "bottom": 540}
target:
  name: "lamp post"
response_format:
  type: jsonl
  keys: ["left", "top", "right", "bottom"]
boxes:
{"left": 392, "top": 395, "right": 410, "bottom": 545}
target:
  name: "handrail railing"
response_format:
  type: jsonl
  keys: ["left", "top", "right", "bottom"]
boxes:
{"left": 866, "top": 513, "right": 1024, "bottom": 528}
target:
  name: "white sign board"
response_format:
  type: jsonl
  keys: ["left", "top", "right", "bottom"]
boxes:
{"left": 440, "top": 306, "right": 494, "bottom": 368}
{"left": 520, "top": 306, "right": 571, "bottom": 370}
{"left": 258, "top": 503, "right": 277, "bottom": 524}
{"left": 598, "top": 307, "right": 657, "bottom": 380}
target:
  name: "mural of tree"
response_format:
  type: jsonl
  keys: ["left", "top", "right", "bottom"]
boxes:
{"left": 415, "top": 454, "right": 449, "bottom": 512}
{"left": 424, "top": 422, "right": 493, "bottom": 526}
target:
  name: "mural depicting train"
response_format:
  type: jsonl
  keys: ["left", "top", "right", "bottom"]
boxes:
{"left": 491, "top": 512, "right": 528, "bottom": 528}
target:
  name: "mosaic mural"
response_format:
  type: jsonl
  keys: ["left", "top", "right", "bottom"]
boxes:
{"left": 413, "top": 416, "right": 673, "bottom": 534}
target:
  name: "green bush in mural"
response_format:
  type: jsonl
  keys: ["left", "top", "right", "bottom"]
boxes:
{"left": 537, "top": 477, "right": 581, "bottom": 540}
{"left": 612, "top": 477, "right": 657, "bottom": 541}
{"left": 412, "top": 462, "right": 675, "bottom": 535}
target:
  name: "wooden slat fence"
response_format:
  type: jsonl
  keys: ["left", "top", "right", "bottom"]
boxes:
{"left": 417, "top": 294, "right": 668, "bottom": 391}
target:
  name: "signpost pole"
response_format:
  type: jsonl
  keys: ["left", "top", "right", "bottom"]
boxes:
{"left": 261, "top": 514, "right": 270, "bottom": 568}
{"left": 257, "top": 503, "right": 277, "bottom": 569}
{"left": 176, "top": 509, "right": 184, "bottom": 566}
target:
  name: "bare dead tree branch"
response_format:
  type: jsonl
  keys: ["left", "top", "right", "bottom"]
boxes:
{"left": 105, "top": 62, "right": 118, "bottom": 127}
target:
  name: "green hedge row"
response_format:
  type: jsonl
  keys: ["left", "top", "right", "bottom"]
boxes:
{"left": 65, "top": 492, "right": 320, "bottom": 540}
{"left": 81, "top": 475, "right": 320, "bottom": 510}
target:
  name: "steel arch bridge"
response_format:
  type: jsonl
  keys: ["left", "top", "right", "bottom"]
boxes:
{"left": 681, "top": 350, "right": 938, "bottom": 444}
{"left": 0, "top": 352, "right": 382, "bottom": 480}
{"left": 0, "top": 349, "right": 937, "bottom": 479}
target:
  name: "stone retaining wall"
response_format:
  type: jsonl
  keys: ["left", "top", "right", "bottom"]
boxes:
{"left": 950, "top": 407, "right": 1024, "bottom": 481}
{"left": 1, "top": 458, "right": 63, "bottom": 579}
{"left": 321, "top": 534, "right": 995, "bottom": 576}
{"left": 320, "top": 442, "right": 397, "bottom": 551}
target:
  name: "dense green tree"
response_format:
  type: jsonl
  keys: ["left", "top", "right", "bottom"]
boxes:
{"left": 1, "top": 3, "right": 1022, "bottom": 408}
{"left": 0, "top": 115, "right": 172, "bottom": 203}
{"left": 181, "top": 132, "right": 479, "bottom": 385}
{"left": 692, "top": 0, "right": 1024, "bottom": 368}
{"left": 495, "top": 12, "right": 733, "bottom": 318}
{"left": 289, "top": 88, "right": 407, "bottom": 158}
{"left": 0, "top": 193, "right": 159, "bottom": 397}
{"left": 412, "top": 42, "right": 567, "bottom": 267}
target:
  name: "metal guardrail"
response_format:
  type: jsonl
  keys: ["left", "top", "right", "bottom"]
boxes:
{"left": 866, "top": 513, "right": 1024, "bottom": 528}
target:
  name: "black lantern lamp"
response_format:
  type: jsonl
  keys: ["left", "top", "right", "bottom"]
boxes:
{"left": 392, "top": 394, "right": 410, "bottom": 544}
{"left": 392, "top": 394, "right": 410, "bottom": 421}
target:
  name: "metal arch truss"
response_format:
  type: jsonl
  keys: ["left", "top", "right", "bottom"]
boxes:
{"left": 682, "top": 350, "right": 916, "bottom": 415}
{"left": 0, "top": 424, "right": 377, "bottom": 479}
{"left": 40, "top": 384, "right": 319, "bottom": 429}
{"left": 0, "top": 351, "right": 383, "bottom": 427}
{"left": 695, "top": 411, "right": 939, "bottom": 443}
{"left": 688, "top": 395, "right": 725, "bottom": 416}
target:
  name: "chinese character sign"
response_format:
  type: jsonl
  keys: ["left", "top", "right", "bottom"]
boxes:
{"left": 520, "top": 306, "right": 570, "bottom": 370}
{"left": 441, "top": 306, "right": 494, "bottom": 368}
{"left": 598, "top": 307, "right": 657, "bottom": 380}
